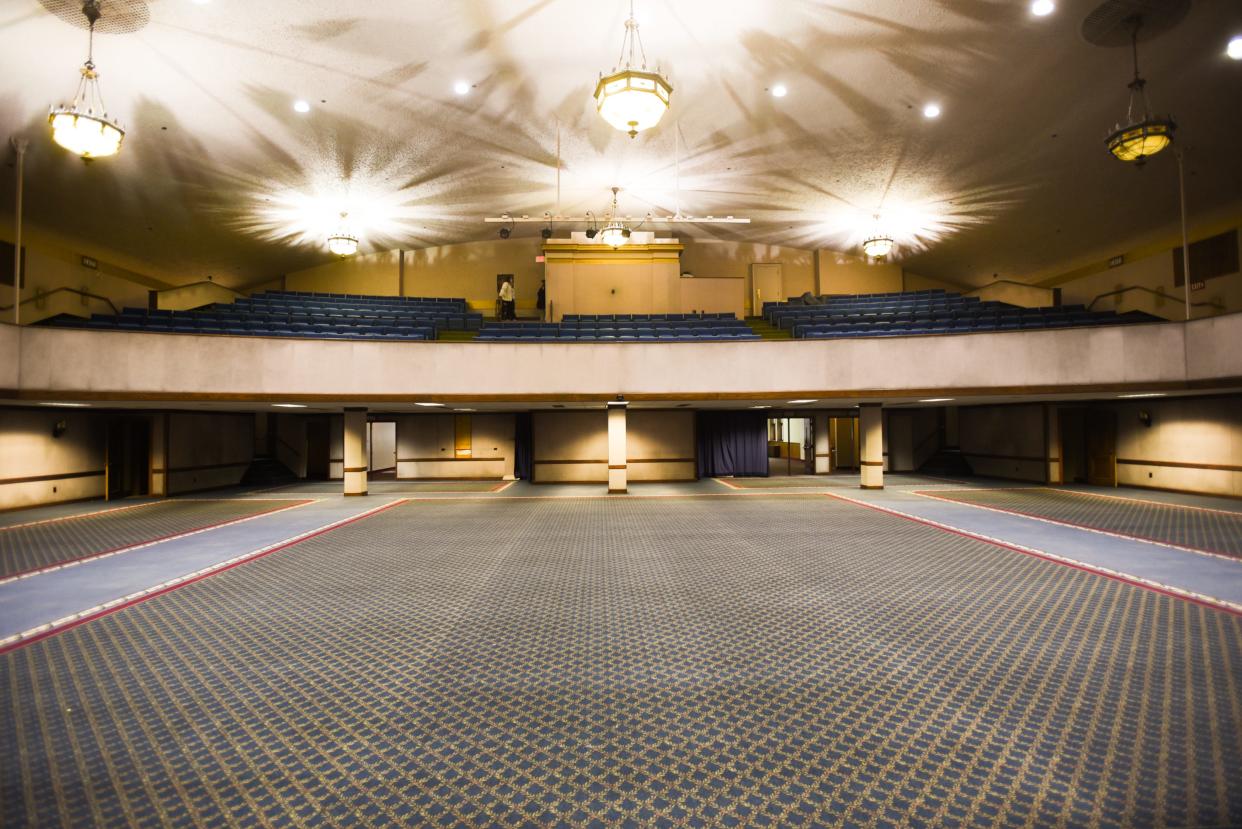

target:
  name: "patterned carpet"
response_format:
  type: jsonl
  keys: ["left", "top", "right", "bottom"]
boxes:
{"left": 919, "top": 487, "right": 1242, "bottom": 558}
{"left": 720, "top": 474, "right": 956, "bottom": 490}
{"left": 264, "top": 480, "right": 505, "bottom": 494}
{"left": 2, "top": 495, "right": 1239, "bottom": 827}
{"left": 0, "top": 499, "right": 302, "bottom": 579}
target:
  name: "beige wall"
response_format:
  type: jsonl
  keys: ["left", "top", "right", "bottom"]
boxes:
{"left": 408, "top": 239, "right": 544, "bottom": 312}
{"left": 545, "top": 243, "right": 683, "bottom": 319}
{"left": 285, "top": 250, "right": 401, "bottom": 298}
{"left": 1113, "top": 395, "right": 1242, "bottom": 497}
{"left": 959, "top": 404, "right": 1047, "bottom": 482}
{"left": 628, "top": 410, "right": 696, "bottom": 482}
{"left": 156, "top": 281, "right": 245, "bottom": 312}
{"left": 680, "top": 238, "right": 815, "bottom": 314}
{"left": 816, "top": 251, "right": 902, "bottom": 296}
{"left": 531, "top": 409, "right": 695, "bottom": 483}
{"left": 167, "top": 413, "right": 253, "bottom": 494}
{"left": 678, "top": 277, "right": 745, "bottom": 317}
{"left": 395, "top": 413, "right": 514, "bottom": 479}
{"left": 273, "top": 414, "right": 307, "bottom": 479}
{"left": 1038, "top": 220, "right": 1242, "bottom": 322}
{"left": 0, "top": 407, "right": 105, "bottom": 510}
{"left": 966, "top": 282, "right": 1055, "bottom": 309}
{"left": 886, "top": 408, "right": 940, "bottom": 472}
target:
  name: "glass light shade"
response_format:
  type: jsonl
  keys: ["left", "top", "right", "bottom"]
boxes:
{"left": 594, "top": 69, "right": 672, "bottom": 138}
{"left": 862, "top": 235, "right": 894, "bottom": 259}
{"left": 49, "top": 109, "right": 124, "bottom": 159}
{"left": 599, "top": 222, "right": 629, "bottom": 248}
{"left": 1106, "top": 119, "right": 1174, "bottom": 162}
{"left": 327, "top": 233, "right": 358, "bottom": 256}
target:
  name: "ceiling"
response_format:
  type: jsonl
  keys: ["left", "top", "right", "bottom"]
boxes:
{"left": 1, "top": 0, "right": 1240, "bottom": 289}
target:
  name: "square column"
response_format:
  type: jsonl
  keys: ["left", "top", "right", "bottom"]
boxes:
{"left": 344, "top": 408, "right": 368, "bottom": 496}
{"left": 149, "top": 413, "right": 168, "bottom": 497}
{"left": 607, "top": 402, "right": 627, "bottom": 494}
{"left": 813, "top": 412, "right": 832, "bottom": 475}
{"left": 859, "top": 403, "right": 884, "bottom": 490}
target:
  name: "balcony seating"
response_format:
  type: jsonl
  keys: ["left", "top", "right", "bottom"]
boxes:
{"left": 762, "top": 289, "right": 1162, "bottom": 339}
{"left": 41, "top": 290, "right": 483, "bottom": 342}
{"left": 476, "top": 313, "right": 760, "bottom": 342}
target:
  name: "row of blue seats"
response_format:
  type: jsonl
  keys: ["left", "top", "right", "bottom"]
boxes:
{"left": 235, "top": 300, "right": 476, "bottom": 316}
{"left": 495, "top": 320, "right": 752, "bottom": 331}
{"left": 796, "top": 312, "right": 1156, "bottom": 338}
{"left": 115, "top": 306, "right": 481, "bottom": 331}
{"left": 259, "top": 290, "right": 467, "bottom": 306}
{"left": 562, "top": 313, "right": 737, "bottom": 321}
{"left": 480, "top": 324, "right": 753, "bottom": 336}
{"left": 56, "top": 316, "right": 434, "bottom": 340}
{"left": 773, "top": 306, "right": 1104, "bottom": 330}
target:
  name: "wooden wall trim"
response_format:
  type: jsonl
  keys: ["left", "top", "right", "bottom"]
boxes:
{"left": 167, "top": 461, "right": 250, "bottom": 474}
{"left": 1117, "top": 458, "right": 1242, "bottom": 473}
{"left": 0, "top": 469, "right": 105, "bottom": 486}
{"left": 397, "top": 457, "right": 502, "bottom": 463}
{"left": 962, "top": 451, "right": 1046, "bottom": 463}
{"left": 534, "top": 459, "right": 608, "bottom": 465}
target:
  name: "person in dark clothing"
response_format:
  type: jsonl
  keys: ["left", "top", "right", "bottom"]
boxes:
{"left": 536, "top": 280, "right": 546, "bottom": 319}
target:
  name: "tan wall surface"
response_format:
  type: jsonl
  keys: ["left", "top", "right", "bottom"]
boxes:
{"left": 395, "top": 413, "right": 514, "bottom": 479}
{"left": 679, "top": 277, "right": 745, "bottom": 317}
{"left": 1114, "top": 395, "right": 1242, "bottom": 497}
{"left": 167, "top": 413, "right": 253, "bottom": 494}
{"left": 680, "top": 239, "right": 814, "bottom": 314}
{"left": 628, "top": 410, "right": 696, "bottom": 481}
{"left": 0, "top": 408, "right": 105, "bottom": 510}
{"left": 966, "top": 282, "right": 1054, "bottom": 309}
{"left": 816, "top": 251, "right": 902, "bottom": 296}
{"left": 285, "top": 250, "right": 401, "bottom": 297}
{"left": 274, "top": 414, "right": 307, "bottom": 479}
{"left": 533, "top": 410, "right": 608, "bottom": 483}
{"left": 156, "top": 282, "right": 246, "bottom": 312}
{"left": 959, "top": 404, "right": 1046, "bottom": 482}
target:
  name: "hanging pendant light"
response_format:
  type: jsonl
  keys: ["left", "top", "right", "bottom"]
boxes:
{"left": 862, "top": 234, "right": 894, "bottom": 260}
{"left": 597, "top": 187, "right": 631, "bottom": 247}
{"left": 1106, "top": 16, "right": 1175, "bottom": 166}
{"left": 594, "top": 1, "right": 672, "bottom": 138}
{"left": 48, "top": 1, "right": 125, "bottom": 160}
{"left": 327, "top": 213, "right": 359, "bottom": 256}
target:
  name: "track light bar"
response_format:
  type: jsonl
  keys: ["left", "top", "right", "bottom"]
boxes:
{"left": 485, "top": 214, "right": 749, "bottom": 224}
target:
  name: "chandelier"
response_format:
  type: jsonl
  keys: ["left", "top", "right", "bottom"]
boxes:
{"left": 594, "top": 1, "right": 672, "bottom": 138}
{"left": 327, "top": 213, "right": 358, "bottom": 256}
{"left": 598, "top": 187, "right": 632, "bottom": 247}
{"left": 862, "top": 234, "right": 894, "bottom": 260}
{"left": 49, "top": 1, "right": 125, "bottom": 160}
{"left": 1106, "top": 17, "right": 1175, "bottom": 165}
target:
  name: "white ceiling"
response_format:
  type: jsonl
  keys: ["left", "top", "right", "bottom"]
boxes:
{"left": 1, "top": 0, "right": 1240, "bottom": 288}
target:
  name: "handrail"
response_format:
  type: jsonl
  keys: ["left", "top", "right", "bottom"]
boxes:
{"left": 154, "top": 280, "right": 247, "bottom": 298}
{"left": 0, "top": 287, "right": 120, "bottom": 315}
{"left": 1086, "top": 285, "right": 1223, "bottom": 312}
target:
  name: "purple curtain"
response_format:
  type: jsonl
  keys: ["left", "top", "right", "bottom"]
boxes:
{"left": 696, "top": 411, "right": 770, "bottom": 477}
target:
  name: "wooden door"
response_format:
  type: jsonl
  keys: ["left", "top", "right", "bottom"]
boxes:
{"left": 1085, "top": 409, "right": 1117, "bottom": 487}
{"left": 751, "top": 263, "right": 783, "bottom": 317}
{"left": 305, "top": 419, "right": 330, "bottom": 479}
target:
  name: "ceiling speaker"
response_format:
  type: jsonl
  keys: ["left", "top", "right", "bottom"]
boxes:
{"left": 39, "top": 0, "right": 151, "bottom": 34}
{"left": 1081, "top": 0, "right": 1190, "bottom": 47}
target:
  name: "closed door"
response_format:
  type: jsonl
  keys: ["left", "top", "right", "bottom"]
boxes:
{"left": 751, "top": 263, "right": 782, "bottom": 316}
{"left": 1085, "top": 409, "right": 1117, "bottom": 487}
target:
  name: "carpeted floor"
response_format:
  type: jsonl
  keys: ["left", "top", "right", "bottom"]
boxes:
{"left": 2, "top": 495, "right": 1239, "bottom": 827}
{"left": 919, "top": 487, "right": 1242, "bottom": 558}
{"left": 263, "top": 480, "right": 506, "bottom": 494}
{"left": 720, "top": 474, "right": 960, "bottom": 490}
{"left": 0, "top": 499, "right": 302, "bottom": 579}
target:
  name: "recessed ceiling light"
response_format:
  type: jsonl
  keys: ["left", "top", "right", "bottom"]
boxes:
{"left": 919, "top": 397, "right": 955, "bottom": 403}
{"left": 292, "top": 100, "right": 310, "bottom": 113}
{"left": 453, "top": 80, "right": 471, "bottom": 95}
{"left": 39, "top": 401, "right": 90, "bottom": 407}
{"left": 272, "top": 403, "right": 307, "bottom": 408}
{"left": 922, "top": 103, "right": 941, "bottom": 119}
{"left": 1117, "top": 392, "right": 1165, "bottom": 399}
{"left": 453, "top": 408, "right": 477, "bottom": 412}
{"left": 749, "top": 405, "right": 771, "bottom": 410}
{"left": 1228, "top": 36, "right": 1242, "bottom": 60}
{"left": 1030, "top": 0, "right": 1054, "bottom": 16}
{"left": 787, "top": 399, "right": 818, "bottom": 405}
{"left": 415, "top": 402, "right": 446, "bottom": 407}
{"left": 191, "top": 0, "right": 210, "bottom": 5}
{"left": 770, "top": 84, "right": 788, "bottom": 98}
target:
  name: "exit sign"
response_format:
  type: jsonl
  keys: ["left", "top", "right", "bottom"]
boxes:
{"left": 1190, "top": 281, "right": 1205, "bottom": 291}
{"left": 535, "top": 255, "right": 545, "bottom": 263}
{"left": 1107, "top": 255, "right": 1124, "bottom": 268}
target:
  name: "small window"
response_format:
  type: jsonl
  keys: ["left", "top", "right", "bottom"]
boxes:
{"left": 1173, "top": 228, "right": 1239, "bottom": 286}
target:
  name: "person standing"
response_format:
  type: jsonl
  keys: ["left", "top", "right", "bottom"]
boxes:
{"left": 498, "top": 278, "right": 515, "bottom": 320}
{"left": 536, "top": 280, "right": 546, "bottom": 320}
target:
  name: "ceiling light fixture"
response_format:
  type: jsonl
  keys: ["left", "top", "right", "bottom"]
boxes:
{"left": 48, "top": 0, "right": 125, "bottom": 160}
{"left": 293, "top": 99, "right": 311, "bottom": 113}
{"left": 415, "top": 402, "right": 446, "bottom": 407}
{"left": 1030, "top": 0, "right": 1055, "bottom": 17}
{"left": 1106, "top": 16, "right": 1175, "bottom": 166}
{"left": 787, "top": 399, "right": 818, "bottom": 405}
{"left": 919, "top": 398, "right": 955, "bottom": 403}
{"left": 39, "top": 401, "right": 91, "bottom": 408}
{"left": 594, "top": 0, "right": 672, "bottom": 138}
{"left": 326, "top": 212, "right": 358, "bottom": 256}
{"left": 771, "top": 84, "right": 788, "bottom": 98}
{"left": 1117, "top": 392, "right": 1166, "bottom": 399}
{"left": 862, "top": 233, "right": 894, "bottom": 260}
{"left": 272, "top": 403, "right": 307, "bottom": 408}
{"left": 453, "top": 80, "right": 471, "bottom": 95}
{"left": 922, "top": 102, "right": 941, "bottom": 119}
{"left": 1228, "top": 36, "right": 1242, "bottom": 60}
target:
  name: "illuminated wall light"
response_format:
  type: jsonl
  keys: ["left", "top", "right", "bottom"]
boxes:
{"left": 415, "top": 402, "right": 446, "bottom": 407}
{"left": 1117, "top": 392, "right": 1166, "bottom": 399}
{"left": 787, "top": 399, "right": 818, "bottom": 405}
{"left": 453, "top": 80, "right": 471, "bottom": 95}
{"left": 770, "top": 84, "right": 788, "bottom": 98}
{"left": 919, "top": 398, "right": 955, "bottom": 403}
{"left": 272, "top": 403, "right": 307, "bottom": 408}
{"left": 40, "top": 401, "right": 91, "bottom": 407}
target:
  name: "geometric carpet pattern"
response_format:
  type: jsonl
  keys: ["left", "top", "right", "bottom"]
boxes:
{"left": 264, "top": 480, "right": 505, "bottom": 494}
{"left": 0, "top": 499, "right": 302, "bottom": 579}
{"left": 919, "top": 487, "right": 1242, "bottom": 558}
{"left": 720, "top": 474, "right": 956, "bottom": 490}
{"left": 2, "top": 495, "right": 1240, "bottom": 827}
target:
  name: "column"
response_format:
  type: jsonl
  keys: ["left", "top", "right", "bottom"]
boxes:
{"left": 344, "top": 407, "right": 368, "bottom": 496}
{"left": 859, "top": 403, "right": 884, "bottom": 490}
{"left": 607, "top": 402, "right": 627, "bottom": 494}
{"left": 813, "top": 412, "right": 832, "bottom": 475}
{"left": 149, "top": 413, "right": 168, "bottom": 497}
{"left": 1045, "top": 404, "right": 1061, "bottom": 484}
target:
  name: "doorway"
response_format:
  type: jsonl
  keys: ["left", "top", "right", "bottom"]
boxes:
{"left": 767, "top": 416, "right": 813, "bottom": 476}
{"left": 106, "top": 416, "right": 150, "bottom": 500}
{"left": 305, "top": 418, "right": 331, "bottom": 480}
{"left": 830, "top": 416, "right": 859, "bottom": 470}
{"left": 1059, "top": 408, "right": 1116, "bottom": 486}
{"left": 368, "top": 421, "right": 397, "bottom": 479}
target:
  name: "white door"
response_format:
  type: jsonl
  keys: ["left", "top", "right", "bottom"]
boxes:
{"left": 751, "top": 263, "right": 783, "bottom": 317}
